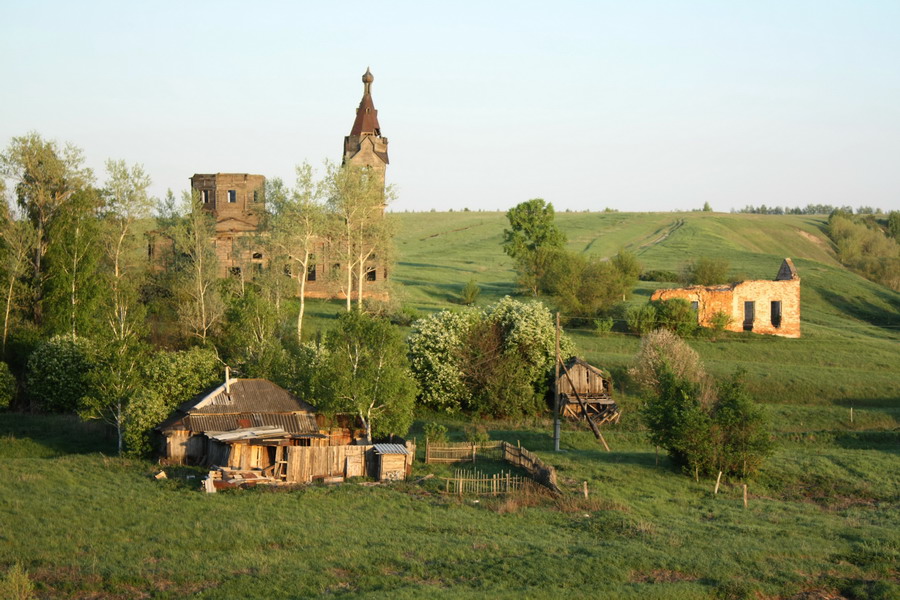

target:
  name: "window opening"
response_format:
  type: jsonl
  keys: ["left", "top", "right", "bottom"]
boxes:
{"left": 366, "top": 266, "right": 377, "bottom": 281}
{"left": 201, "top": 189, "right": 211, "bottom": 203}
{"left": 771, "top": 301, "right": 782, "bottom": 328}
{"left": 743, "top": 301, "right": 755, "bottom": 331}
{"left": 307, "top": 264, "right": 317, "bottom": 282}
{"left": 252, "top": 252, "right": 263, "bottom": 260}
{"left": 228, "top": 190, "right": 237, "bottom": 203}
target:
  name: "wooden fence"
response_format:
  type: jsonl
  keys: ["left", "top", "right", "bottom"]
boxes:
{"left": 425, "top": 440, "right": 503, "bottom": 463}
{"left": 443, "top": 469, "right": 540, "bottom": 496}
{"left": 428, "top": 439, "right": 560, "bottom": 495}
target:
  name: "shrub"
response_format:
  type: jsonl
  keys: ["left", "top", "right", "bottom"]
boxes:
{"left": 0, "top": 361, "right": 16, "bottom": 410}
{"left": 593, "top": 316, "right": 614, "bottom": 335}
{"left": 423, "top": 422, "right": 448, "bottom": 444}
{"left": 408, "top": 297, "right": 574, "bottom": 417}
{"left": 626, "top": 304, "right": 658, "bottom": 335}
{"left": 26, "top": 336, "right": 95, "bottom": 413}
{"left": 459, "top": 279, "right": 481, "bottom": 306}
{"left": 628, "top": 329, "right": 711, "bottom": 402}
{"left": 0, "top": 563, "right": 35, "bottom": 600}
{"left": 639, "top": 269, "right": 680, "bottom": 282}
{"left": 464, "top": 423, "right": 490, "bottom": 444}
{"left": 652, "top": 298, "right": 697, "bottom": 337}
{"left": 682, "top": 257, "right": 730, "bottom": 286}
{"left": 708, "top": 311, "right": 732, "bottom": 338}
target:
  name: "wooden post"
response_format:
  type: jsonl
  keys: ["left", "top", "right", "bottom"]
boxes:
{"left": 850, "top": 406, "right": 854, "bottom": 424}
{"left": 554, "top": 312, "right": 561, "bottom": 452}
{"left": 714, "top": 471, "right": 722, "bottom": 495}
{"left": 743, "top": 483, "right": 748, "bottom": 508}
{"left": 472, "top": 443, "right": 476, "bottom": 463}
{"left": 583, "top": 481, "right": 589, "bottom": 499}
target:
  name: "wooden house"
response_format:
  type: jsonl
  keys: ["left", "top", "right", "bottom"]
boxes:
{"left": 558, "top": 358, "right": 619, "bottom": 426}
{"left": 157, "top": 377, "right": 323, "bottom": 465}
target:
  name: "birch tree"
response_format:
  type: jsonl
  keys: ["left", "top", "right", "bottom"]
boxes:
{"left": 0, "top": 133, "right": 93, "bottom": 325}
{"left": 268, "top": 165, "right": 325, "bottom": 341}
{"left": 318, "top": 310, "right": 416, "bottom": 442}
{"left": 172, "top": 192, "right": 223, "bottom": 343}
{"left": 324, "top": 162, "right": 390, "bottom": 310}
{"left": 101, "top": 160, "right": 154, "bottom": 342}
{"left": 0, "top": 198, "right": 35, "bottom": 354}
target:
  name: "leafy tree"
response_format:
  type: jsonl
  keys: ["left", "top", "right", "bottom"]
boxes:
{"left": 628, "top": 328, "right": 712, "bottom": 403}
{"left": 408, "top": 297, "right": 574, "bottom": 417}
{"left": 317, "top": 310, "right": 416, "bottom": 441}
{"left": 122, "top": 347, "right": 219, "bottom": 456}
{"left": 712, "top": 372, "right": 773, "bottom": 478}
{"left": 502, "top": 199, "right": 566, "bottom": 295}
{"left": 80, "top": 339, "right": 145, "bottom": 454}
{"left": 0, "top": 133, "right": 93, "bottom": 326}
{"left": 324, "top": 162, "right": 393, "bottom": 311}
{"left": 219, "top": 285, "right": 287, "bottom": 380}
{"left": 0, "top": 361, "right": 16, "bottom": 410}
{"left": 100, "top": 159, "right": 154, "bottom": 343}
{"left": 888, "top": 211, "right": 900, "bottom": 240}
{"left": 626, "top": 303, "right": 658, "bottom": 335}
{"left": 681, "top": 257, "right": 730, "bottom": 286}
{"left": 170, "top": 192, "right": 224, "bottom": 342}
{"left": 538, "top": 249, "right": 640, "bottom": 322}
{"left": 652, "top": 298, "right": 698, "bottom": 337}
{"left": 268, "top": 165, "right": 326, "bottom": 341}
{"left": 43, "top": 187, "right": 105, "bottom": 338}
{"left": 407, "top": 309, "right": 479, "bottom": 412}
{"left": 0, "top": 200, "right": 35, "bottom": 354}
{"left": 25, "top": 335, "right": 94, "bottom": 413}
{"left": 702, "top": 202, "right": 712, "bottom": 212}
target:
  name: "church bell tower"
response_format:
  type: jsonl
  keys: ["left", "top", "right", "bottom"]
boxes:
{"left": 343, "top": 68, "right": 389, "bottom": 185}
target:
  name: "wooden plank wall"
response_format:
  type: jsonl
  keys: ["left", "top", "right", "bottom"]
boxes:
{"left": 285, "top": 445, "right": 375, "bottom": 483}
{"left": 500, "top": 442, "right": 560, "bottom": 493}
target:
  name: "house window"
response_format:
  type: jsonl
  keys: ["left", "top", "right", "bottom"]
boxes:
{"left": 307, "top": 264, "right": 317, "bottom": 282}
{"left": 690, "top": 301, "right": 699, "bottom": 311}
{"left": 228, "top": 190, "right": 237, "bottom": 203}
{"left": 771, "top": 301, "right": 782, "bottom": 328}
{"left": 201, "top": 190, "right": 211, "bottom": 203}
{"left": 366, "top": 267, "right": 377, "bottom": 281}
{"left": 253, "top": 190, "right": 260, "bottom": 203}
{"left": 230, "top": 267, "right": 242, "bottom": 278}
{"left": 252, "top": 252, "right": 263, "bottom": 260}
{"left": 743, "top": 301, "right": 755, "bottom": 331}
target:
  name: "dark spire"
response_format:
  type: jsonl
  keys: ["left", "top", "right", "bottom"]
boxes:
{"left": 350, "top": 67, "right": 381, "bottom": 137}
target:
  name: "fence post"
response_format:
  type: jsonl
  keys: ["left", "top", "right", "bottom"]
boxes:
{"left": 472, "top": 443, "right": 476, "bottom": 463}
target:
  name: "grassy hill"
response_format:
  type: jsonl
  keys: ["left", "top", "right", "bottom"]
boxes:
{"left": 2, "top": 210, "right": 898, "bottom": 599}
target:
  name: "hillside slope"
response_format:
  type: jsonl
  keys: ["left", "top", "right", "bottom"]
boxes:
{"left": 390, "top": 210, "right": 899, "bottom": 412}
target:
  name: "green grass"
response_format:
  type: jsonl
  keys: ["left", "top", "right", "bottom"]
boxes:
{"left": 1, "top": 414, "right": 897, "bottom": 599}
{"left": 2, "top": 211, "right": 899, "bottom": 598}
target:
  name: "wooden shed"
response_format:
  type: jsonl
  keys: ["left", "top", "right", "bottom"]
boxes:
{"left": 558, "top": 358, "right": 619, "bottom": 425}
{"left": 157, "top": 377, "right": 323, "bottom": 465}
{"left": 373, "top": 443, "right": 412, "bottom": 481}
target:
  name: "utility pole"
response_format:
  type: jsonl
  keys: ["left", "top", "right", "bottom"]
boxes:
{"left": 554, "top": 312, "right": 561, "bottom": 452}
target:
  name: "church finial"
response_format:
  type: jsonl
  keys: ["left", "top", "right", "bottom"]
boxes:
{"left": 362, "top": 67, "right": 374, "bottom": 95}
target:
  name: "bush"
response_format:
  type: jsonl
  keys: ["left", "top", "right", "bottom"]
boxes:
{"left": 26, "top": 336, "right": 95, "bottom": 413}
{"left": 638, "top": 350, "right": 771, "bottom": 478}
{"left": 628, "top": 329, "right": 711, "bottom": 402}
{"left": 0, "top": 361, "right": 16, "bottom": 410}
{"left": 593, "top": 316, "right": 614, "bottom": 335}
{"left": 0, "top": 563, "right": 35, "bottom": 600}
{"left": 708, "top": 311, "right": 732, "bottom": 338}
{"left": 423, "top": 422, "right": 448, "bottom": 444}
{"left": 464, "top": 423, "right": 490, "bottom": 444}
{"left": 682, "top": 257, "right": 730, "bottom": 286}
{"left": 626, "top": 304, "right": 657, "bottom": 335}
{"left": 459, "top": 279, "right": 481, "bottom": 306}
{"left": 639, "top": 269, "right": 680, "bottom": 282}
{"left": 652, "top": 298, "right": 697, "bottom": 337}
{"left": 408, "top": 297, "right": 574, "bottom": 417}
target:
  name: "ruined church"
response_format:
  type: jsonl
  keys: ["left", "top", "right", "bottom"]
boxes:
{"left": 180, "top": 68, "right": 390, "bottom": 296}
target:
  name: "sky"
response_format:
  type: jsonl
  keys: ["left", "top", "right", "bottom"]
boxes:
{"left": 2, "top": 1, "right": 899, "bottom": 213}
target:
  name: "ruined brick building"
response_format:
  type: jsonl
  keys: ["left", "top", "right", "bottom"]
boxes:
{"left": 156, "top": 69, "right": 390, "bottom": 295}
{"left": 651, "top": 258, "right": 801, "bottom": 338}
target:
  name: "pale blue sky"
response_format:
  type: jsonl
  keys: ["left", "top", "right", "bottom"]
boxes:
{"left": 2, "top": 1, "right": 899, "bottom": 212}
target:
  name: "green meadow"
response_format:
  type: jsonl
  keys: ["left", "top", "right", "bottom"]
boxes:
{"left": 2, "top": 211, "right": 898, "bottom": 599}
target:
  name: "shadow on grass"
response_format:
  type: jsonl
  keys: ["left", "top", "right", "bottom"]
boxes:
{"left": 0, "top": 413, "right": 115, "bottom": 457}
{"left": 833, "top": 431, "right": 900, "bottom": 454}
{"left": 818, "top": 288, "right": 900, "bottom": 332}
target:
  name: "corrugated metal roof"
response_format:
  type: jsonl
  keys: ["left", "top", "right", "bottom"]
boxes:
{"left": 373, "top": 443, "right": 410, "bottom": 455}
{"left": 190, "top": 379, "right": 316, "bottom": 414}
{"left": 207, "top": 426, "right": 286, "bottom": 442}
{"left": 184, "top": 412, "right": 318, "bottom": 435}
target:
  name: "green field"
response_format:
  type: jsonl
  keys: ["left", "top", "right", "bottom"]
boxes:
{"left": 2, "top": 211, "right": 898, "bottom": 599}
